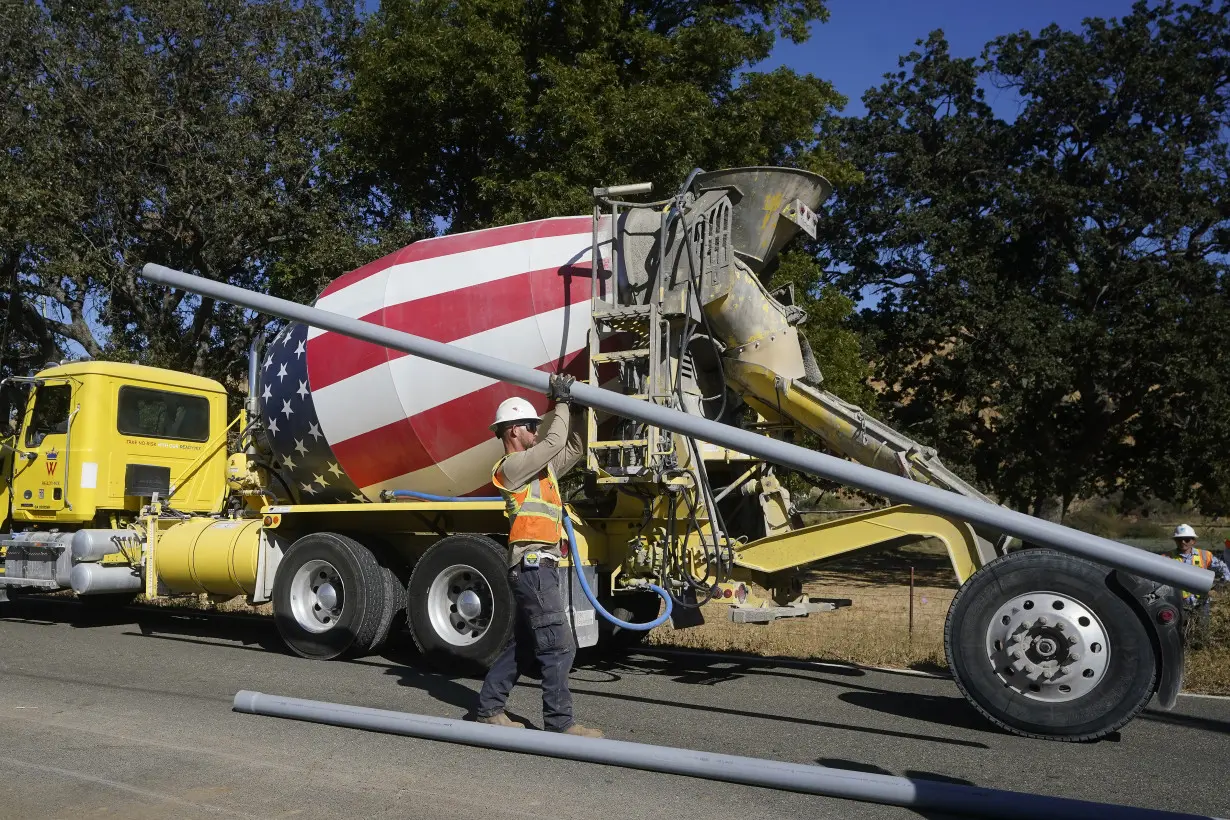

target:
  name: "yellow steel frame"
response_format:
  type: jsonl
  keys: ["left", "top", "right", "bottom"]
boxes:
{"left": 731, "top": 504, "right": 983, "bottom": 584}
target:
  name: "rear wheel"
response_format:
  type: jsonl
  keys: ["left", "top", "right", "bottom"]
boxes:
{"left": 946, "top": 548, "right": 1156, "bottom": 741}
{"left": 272, "top": 532, "right": 392, "bottom": 660}
{"left": 407, "top": 535, "right": 513, "bottom": 669}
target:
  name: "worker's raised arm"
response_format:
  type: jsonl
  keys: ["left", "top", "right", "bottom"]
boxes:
{"left": 550, "top": 404, "right": 585, "bottom": 477}
{"left": 498, "top": 408, "right": 571, "bottom": 489}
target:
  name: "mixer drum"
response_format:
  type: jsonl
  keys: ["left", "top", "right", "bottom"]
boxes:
{"left": 259, "top": 217, "right": 600, "bottom": 502}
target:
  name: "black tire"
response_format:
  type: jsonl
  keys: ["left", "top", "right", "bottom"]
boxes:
{"left": 272, "top": 532, "right": 390, "bottom": 660}
{"left": 946, "top": 548, "right": 1157, "bottom": 741}
{"left": 369, "top": 563, "right": 408, "bottom": 654}
{"left": 597, "top": 590, "right": 663, "bottom": 653}
{"left": 406, "top": 534, "right": 513, "bottom": 669}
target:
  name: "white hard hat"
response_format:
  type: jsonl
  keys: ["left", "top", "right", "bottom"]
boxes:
{"left": 1173, "top": 524, "right": 1197, "bottom": 540}
{"left": 490, "top": 397, "right": 540, "bottom": 433}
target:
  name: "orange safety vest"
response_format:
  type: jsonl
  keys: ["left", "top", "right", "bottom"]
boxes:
{"left": 492, "top": 457, "right": 565, "bottom": 547}
{"left": 1170, "top": 548, "right": 1213, "bottom": 604}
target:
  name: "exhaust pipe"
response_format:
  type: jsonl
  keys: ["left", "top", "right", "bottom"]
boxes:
{"left": 232, "top": 691, "right": 1203, "bottom": 819}
{"left": 139, "top": 263, "right": 1213, "bottom": 594}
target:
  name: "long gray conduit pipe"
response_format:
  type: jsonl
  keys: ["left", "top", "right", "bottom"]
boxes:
{"left": 232, "top": 691, "right": 1214, "bottom": 819}
{"left": 140, "top": 263, "right": 1212, "bottom": 594}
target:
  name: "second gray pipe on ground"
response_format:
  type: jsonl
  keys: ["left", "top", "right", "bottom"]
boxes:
{"left": 139, "top": 263, "right": 1213, "bottom": 593}
{"left": 232, "top": 690, "right": 1215, "bottom": 820}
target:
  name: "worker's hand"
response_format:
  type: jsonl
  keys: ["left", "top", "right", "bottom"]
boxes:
{"left": 547, "top": 373, "right": 575, "bottom": 404}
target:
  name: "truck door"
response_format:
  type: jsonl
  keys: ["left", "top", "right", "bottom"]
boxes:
{"left": 12, "top": 382, "right": 73, "bottom": 515}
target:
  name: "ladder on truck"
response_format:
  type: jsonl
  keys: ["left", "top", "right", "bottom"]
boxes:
{"left": 586, "top": 184, "right": 674, "bottom": 484}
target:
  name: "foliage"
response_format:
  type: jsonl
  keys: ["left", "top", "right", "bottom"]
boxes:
{"left": 0, "top": 0, "right": 420, "bottom": 410}
{"left": 346, "top": 0, "right": 852, "bottom": 231}
{"left": 771, "top": 249, "right": 875, "bottom": 408}
{"left": 819, "top": 1, "right": 1230, "bottom": 515}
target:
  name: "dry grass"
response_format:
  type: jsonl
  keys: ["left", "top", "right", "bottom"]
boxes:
{"left": 1180, "top": 588, "right": 1230, "bottom": 695}
{"left": 648, "top": 540, "right": 956, "bottom": 671}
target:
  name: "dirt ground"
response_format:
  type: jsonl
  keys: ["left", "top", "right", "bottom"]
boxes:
{"left": 647, "top": 540, "right": 957, "bottom": 670}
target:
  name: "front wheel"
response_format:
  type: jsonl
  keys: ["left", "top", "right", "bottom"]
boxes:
{"left": 945, "top": 548, "right": 1157, "bottom": 741}
{"left": 272, "top": 532, "right": 394, "bottom": 660}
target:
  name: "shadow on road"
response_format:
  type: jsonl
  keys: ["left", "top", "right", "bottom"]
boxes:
{"left": 817, "top": 759, "right": 971, "bottom": 820}
{"left": 591, "top": 652, "right": 1001, "bottom": 741}
{"left": 1141, "top": 707, "right": 1230, "bottom": 736}
{"left": 1, "top": 594, "right": 289, "bottom": 653}
{"left": 4, "top": 597, "right": 1005, "bottom": 748}
{"left": 836, "top": 690, "right": 1009, "bottom": 736}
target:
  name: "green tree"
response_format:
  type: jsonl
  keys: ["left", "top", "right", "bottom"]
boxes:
{"left": 0, "top": 0, "right": 419, "bottom": 398}
{"left": 346, "top": 0, "right": 852, "bottom": 231}
{"left": 820, "top": 2, "right": 1230, "bottom": 515}
{"left": 770, "top": 249, "right": 874, "bottom": 407}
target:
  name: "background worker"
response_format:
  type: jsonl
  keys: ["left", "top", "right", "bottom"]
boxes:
{"left": 1169, "top": 524, "right": 1230, "bottom": 645}
{"left": 474, "top": 374, "right": 602, "bottom": 738}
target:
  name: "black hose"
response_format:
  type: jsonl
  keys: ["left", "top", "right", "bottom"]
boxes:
{"left": 251, "top": 460, "right": 296, "bottom": 503}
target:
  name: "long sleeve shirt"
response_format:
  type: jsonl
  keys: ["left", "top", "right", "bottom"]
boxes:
{"left": 1173, "top": 548, "right": 1230, "bottom": 608}
{"left": 1173, "top": 548, "right": 1230, "bottom": 581}
{"left": 499, "top": 405, "right": 584, "bottom": 566}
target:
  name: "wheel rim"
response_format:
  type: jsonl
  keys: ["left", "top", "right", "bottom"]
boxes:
{"left": 289, "top": 559, "right": 345, "bottom": 634}
{"left": 984, "top": 590, "right": 1111, "bottom": 702}
{"left": 427, "top": 563, "right": 493, "bottom": 647}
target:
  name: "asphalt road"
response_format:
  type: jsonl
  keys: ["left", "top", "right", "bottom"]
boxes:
{"left": 0, "top": 597, "right": 1226, "bottom": 819}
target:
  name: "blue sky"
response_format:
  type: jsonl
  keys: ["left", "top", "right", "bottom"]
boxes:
{"left": 359, "top": 0, "right": 1142, "bottom": 117}
{"left": 759, "top": 0, "right": 1139, "bottom": 118}
{"left": 68, "top": 1, "right": 1144, "bottom": 358}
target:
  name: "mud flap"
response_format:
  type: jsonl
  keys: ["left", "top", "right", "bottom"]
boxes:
{"left": 1111, "top": 571, "right": 1185, "bottom": 711}
{"left": 669, "top": 587, "right": 705, "bottom": 629}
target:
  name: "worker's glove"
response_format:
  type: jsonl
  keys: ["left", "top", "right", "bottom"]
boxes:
{"left": 547, "top": 373, "right": 575, "bottom": 404}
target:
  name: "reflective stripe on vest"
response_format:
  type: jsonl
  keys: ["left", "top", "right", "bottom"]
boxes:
{"left": 1170, "top": 549, "right": 1211, "bottom": 603}
{"left": 492, "top": 457, "right": 564, "bottom": 546}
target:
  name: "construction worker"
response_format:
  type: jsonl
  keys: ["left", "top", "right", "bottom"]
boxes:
{"left": 1168, "top": 524, "right": 1230, "bottom": 639}
{"left": 474, "top": 374, "right": 602, "bottom": 738}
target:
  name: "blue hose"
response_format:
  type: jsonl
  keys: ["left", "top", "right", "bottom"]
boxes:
{"left": 386, "top": 490, "right": 502, "bottom": 502}
{"left": 386, "top": 489, "right": 672, "bottom": 631}
{"left": 564, "top": 517, "right": 673, "bottom": 631}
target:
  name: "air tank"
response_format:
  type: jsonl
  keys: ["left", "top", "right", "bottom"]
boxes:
{"left": 258, "top": 217, "right": 601, "bottom": 503}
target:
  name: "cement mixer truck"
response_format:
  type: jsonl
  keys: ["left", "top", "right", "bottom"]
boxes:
{"left": 0, "top": 167, "right": 1202, "bottom": 742}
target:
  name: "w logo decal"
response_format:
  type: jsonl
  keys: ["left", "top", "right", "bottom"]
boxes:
{"left": 45, "top": 460, "right": 57, "bottom": 476}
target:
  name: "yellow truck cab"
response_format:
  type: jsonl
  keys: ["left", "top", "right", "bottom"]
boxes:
{"left": 7, "top": 361, "right": 228, "bottom": 529}
{"left": 1, "top": 361, "right": 228, "bottom": 598}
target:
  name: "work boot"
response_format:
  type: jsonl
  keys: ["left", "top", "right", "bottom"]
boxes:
{"left": 560, "top": 723, "right": 603, "bottom": 739}
{"left": 477, "top": 712, "right": 525, "bottom": 729}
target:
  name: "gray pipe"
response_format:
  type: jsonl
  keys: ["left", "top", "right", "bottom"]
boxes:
{"left": 139, "top": 263, "right": 1213, "bottom": 594}
{"left": 232, "top": 691, "right": 1209, "bottom": 820}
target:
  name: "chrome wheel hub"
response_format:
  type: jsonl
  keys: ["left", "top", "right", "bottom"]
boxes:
{"left": 985, "top": 591, "right": 1110, "bottom": 702}
{"left": 289, "top": 559, "right": 345, "bottom": 634}
{"left": 427, "top": 564, "right": 493, "bottom": 647}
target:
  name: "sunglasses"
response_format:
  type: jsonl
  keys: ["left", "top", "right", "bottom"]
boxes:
{"left": 519, "top": 421, "right": 539, "bottom": 434}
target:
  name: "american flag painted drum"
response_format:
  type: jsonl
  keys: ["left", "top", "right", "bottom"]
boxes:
{"left": 258, "top": 217, "right": 606, "bottom": 503}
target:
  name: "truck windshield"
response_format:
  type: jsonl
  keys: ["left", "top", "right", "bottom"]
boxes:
{"left": 25, "top": 384, "right": 71, "bottom": 447}
{"left": 117, "top": 386, "right": 210, "bottom": 442}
